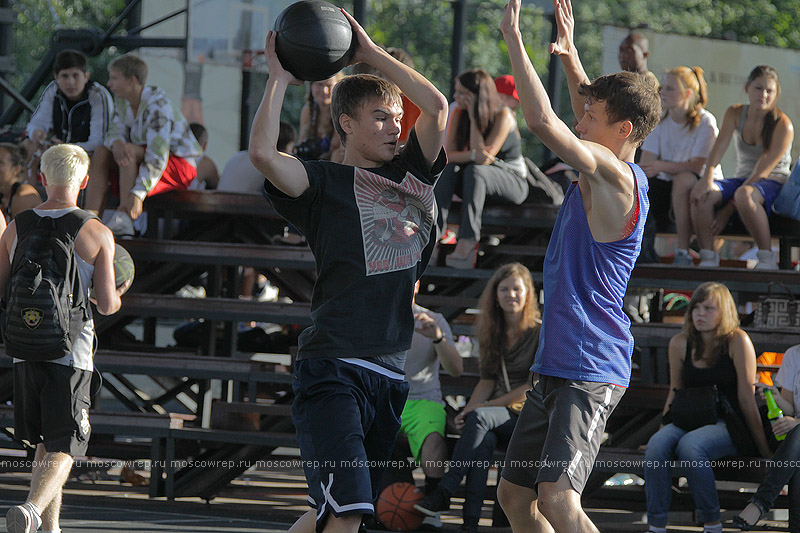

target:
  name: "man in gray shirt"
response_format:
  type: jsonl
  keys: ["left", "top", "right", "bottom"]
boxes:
{"left": 396, "top": 282, "right": 463, "bottom": 529}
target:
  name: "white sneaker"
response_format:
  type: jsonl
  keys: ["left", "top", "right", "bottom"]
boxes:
{"left": 755, "top": 249, "right": 779, "bottom": 270}
{"left": 6, "top": 503, "right": 42, "bottom": 533}
{"left": 673, "top": 249, "right": 693, "bottom": 266}
{"left": 698, "top": 249, "right": 719, "bottom": 267}
{"left": 106, "top": 211, "right": 135, "bottom": 237}
{"left": 420, "top": 515, "right": 443, "bottom": 530}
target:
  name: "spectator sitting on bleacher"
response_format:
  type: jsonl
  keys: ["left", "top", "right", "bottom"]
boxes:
{"left": 494, "top": 75, "right": 519, "bottom": 111}
{"left": 732, "top": 343, "right": 800, "bottom": 531}
{"left": 217, "top": 121, "right": 295, "bottom": 194}
{"left": 86, "top": 54, "right": 202, "bottom": 237}
{"left": 295, "top": 73, "right": 345, "bottom": 162}
{"left": 415, "top": 263, "right": 540, "bottom": 533}
{"left": 385, "top": 281, "right": 463, "bottom": 530}
{"left": 644, "top": 282, "right": 771, "bottom": 533}
{"left": 21, "top": 50, "right": 113, "bottom": 167}
{"left": 618, "top": 31, "right": 660, "bottom": 89}
{"left": 434, "top": 68, "right": 528, "bottom": 269}
{"left": 639, "top": 66, "right": 722, "bottom": 266}
{"left": 690, "top": 65, "right": 793, "bottom": 270}
{"left": 0, "top": 143, "right": 41, "bottom": 223}
{"left": 188, "top": 123, "right": 219, "bottom": 190}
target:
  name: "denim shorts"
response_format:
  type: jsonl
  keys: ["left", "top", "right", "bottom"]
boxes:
{"left": 714, "top": 177, "right": 784, "bottom": 215}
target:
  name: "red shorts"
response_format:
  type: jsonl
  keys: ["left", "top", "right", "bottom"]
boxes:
{"left": 109, "top": 152, "right": 197, "bottom": 198}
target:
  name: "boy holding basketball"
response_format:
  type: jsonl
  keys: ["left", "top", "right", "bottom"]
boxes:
{"left": 249, "top": 9, "right": 447, "bottom": 533}
{"left": 0, "top": 144, "right": 128, "bottom": 533}
{"left": 492, "top": 1, "right": 660, "bottom": 532}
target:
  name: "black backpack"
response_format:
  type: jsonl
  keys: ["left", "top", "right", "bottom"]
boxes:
{"left": 2, "top": 209, "right": 95, "bottom": 361}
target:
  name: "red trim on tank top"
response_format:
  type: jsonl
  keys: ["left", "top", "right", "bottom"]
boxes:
{"left": 620, "top": 173, "right": 640, "bottom": 239}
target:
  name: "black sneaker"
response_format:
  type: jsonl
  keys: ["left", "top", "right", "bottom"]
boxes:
{"left": 413, "top": 488, "right": 451, "bottom": 516}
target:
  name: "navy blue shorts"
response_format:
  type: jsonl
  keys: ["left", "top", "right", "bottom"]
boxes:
{"left": 292, "top": 358, "right": 409, "bottom": 531}
{"left": 714, "top": 177, "right": 784, "bottom": 215}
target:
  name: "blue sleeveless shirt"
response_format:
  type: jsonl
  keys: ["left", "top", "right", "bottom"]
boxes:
{"left": 531, "top": 162, "right": 648, "bottom": 387}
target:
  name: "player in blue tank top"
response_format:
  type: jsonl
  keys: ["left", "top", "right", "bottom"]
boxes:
{"left": 497, "top": 1, "right": 662, "bottom": 532}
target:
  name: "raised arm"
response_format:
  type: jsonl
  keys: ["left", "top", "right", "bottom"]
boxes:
{"left": 248, "top": 31, "right": 309, "bottom": 198}
{"left": 500, "top": 0, "right": 624, "bottom": 184}
{"left": 547, "top": 0, "right": 590, "bottom": 122}
{"left": 745, "top": 113, "right": 793, "bottom": 186}
{"left": 341, "top": 9, "right": 448, "bottom": 167}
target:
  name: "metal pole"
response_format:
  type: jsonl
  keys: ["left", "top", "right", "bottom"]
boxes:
{"left": 353, "top": 0, "right": 366, "bottom": 25}
{"left": 543, "top": 13, "right": 562, "bottom": 163}
{"left": 450, "top": 0, "right": 466, "bottom": 100}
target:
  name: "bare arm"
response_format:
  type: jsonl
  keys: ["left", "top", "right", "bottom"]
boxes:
{"left": 414, "top": 311, "right": 463, "bottom": 377}
{"left": 83, "top": 220, "right": 123, "bottom": 315}
{"left": 248, "top": 31, "right": 309, "bottom": 198}
{"left": 488, "top": 382, "right": 529, "bottom": 407}
{"left": 744, "top": 113, "right": 794, "bottom": 186}
{"left": 546, "top": 0, "right": 590, "bottom": 122}
{"left": 731, "top": 330, "right": 772, "bottom": 457}
{"left": 663, "top": 334, "right": 686, "bottom": 416}
{"left": 639, "top": 150, "right": 707, "bottom": 178}
{"left": 447, "top": 107, "right": 516, "bottom": 165}
{"left": 8, "top": 185, "right": 43, "bottom": 219}
{"left": 341, "top": 9, "right": 448, "bottom": 167}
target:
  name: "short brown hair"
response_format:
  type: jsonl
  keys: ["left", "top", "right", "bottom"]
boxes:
{"left": 331, "top": 74, "right": 402, "bottom": 145}
{"left": 578, "top": 71, "right": 661, "bottom": 146}
{"left": 109, "top": 54, "right": 148, "bottom": 85}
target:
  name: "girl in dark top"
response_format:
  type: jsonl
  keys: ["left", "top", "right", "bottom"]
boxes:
{"left": 644, "top": 282, "right": 770, "bottom": 533}
{"left": 0, "top": 143, "right": 42, "bottom": 225}
{"left": 415, "top": 262, "right": 540, "bottom": 532}
{"left": 296, "top": 72, "right": 345, "bottom": 162}
{"left": 435, "top": 68, "right": 529, "bottom": 268}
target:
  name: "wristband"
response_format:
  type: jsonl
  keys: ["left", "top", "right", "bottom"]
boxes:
{"left": 432, "top": 335, "right": 445, "bottom": 344}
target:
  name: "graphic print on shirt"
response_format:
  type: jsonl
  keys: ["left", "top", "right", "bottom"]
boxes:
{"left": 354, "top": 167, "right": 435, "bottom": 276}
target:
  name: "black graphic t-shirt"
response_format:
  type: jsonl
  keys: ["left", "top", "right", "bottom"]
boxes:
{"left": 265, "top": 130, "right": 446, "bottom": 360}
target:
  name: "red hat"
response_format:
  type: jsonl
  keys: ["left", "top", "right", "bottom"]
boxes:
{"left": 494, "top": 75, "right": 518, "bottom": 101}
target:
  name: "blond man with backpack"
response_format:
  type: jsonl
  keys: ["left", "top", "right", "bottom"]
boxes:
{"left": 0, "top": 144, "right": 128, "bottom": 533}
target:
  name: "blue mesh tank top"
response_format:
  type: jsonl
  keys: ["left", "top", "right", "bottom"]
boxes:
{"left": 531, "top": 162, "right": 649, "bottom": 387}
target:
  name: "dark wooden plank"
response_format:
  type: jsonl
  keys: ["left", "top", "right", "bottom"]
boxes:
{"left": 124, "top": 239, "right": 315, "bottom": 269}
{"left": 630, "top": 263, "right": 800, "bottom": 293}
{"left": 144, "top": 190, "right": 277, "bottom": 218}
{"left": 118, "top": 294, "right": 312, "bottom": 325}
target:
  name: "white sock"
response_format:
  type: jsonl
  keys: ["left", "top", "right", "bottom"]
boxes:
{"left": 648, "top": 527, "right": 666, "bottom": 533}
{"left": 703, "top": 524, "right": 722, "bottom": 533}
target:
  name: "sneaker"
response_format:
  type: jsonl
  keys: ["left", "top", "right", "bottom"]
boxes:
{"left": 439, "top": 229, "right": 457, "bottom": 245}
{"left": 697, "top": 249, "right": 719, "bottom": 267}
{"left": 755, "top": 249, "right": 779, "bottom": 270}
{"left": 419, "top": 515, "right": 443, "bottom": 531}
{"left": 105, "top": 211, "right": 135, "bottom": 237}
{"left": 6, "top": 503, "right": 42, "bottom": 533}
{"left": 673, "top": 249, "right": 693, "bottom": 266}
{"left": 414, "top": 487, "right": 451, "bottom": 517}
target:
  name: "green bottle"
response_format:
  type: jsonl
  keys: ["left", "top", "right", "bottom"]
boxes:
{"left": 764, "top": 389, "right": 786, "bottom": 441}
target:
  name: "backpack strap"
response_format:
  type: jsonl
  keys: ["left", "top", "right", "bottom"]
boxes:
{"left": 12, "top": 209, "right": 39, "bottom": 242}
{"left": 55, "top": 209, "right": 99, "bottom": 240}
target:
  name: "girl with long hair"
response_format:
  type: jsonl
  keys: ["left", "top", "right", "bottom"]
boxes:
{"left": 690, "top": 65, "right": 794, "bottom": 269}
{"left": 296, "top": 72, "right": 345, "bottom": 162}
{"left": 639, "top": 66, "right": 722, "bottom": 265}
{"left": 0, "top": 143, "right": 41, "bottom": 226}
{"left": 645, "top": 282, "right": 770, "bottom": 533}
{"left": 435, "top": 68, "right": 528, "bottom": 268}
{"left": 415, "top": 263, "right": 540, "bottom": 532}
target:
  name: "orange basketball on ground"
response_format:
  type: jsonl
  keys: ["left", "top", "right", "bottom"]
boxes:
{"left": 376, "top": 482, "right": 424, "bottom": 531}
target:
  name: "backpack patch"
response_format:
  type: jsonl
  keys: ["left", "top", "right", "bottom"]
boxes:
{"left": 21, "top": 308, "right": 43, "bottom": 329}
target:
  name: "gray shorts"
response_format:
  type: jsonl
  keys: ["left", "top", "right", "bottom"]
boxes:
{"left": 500, "top": 375, "right": 625, "bottom": 495}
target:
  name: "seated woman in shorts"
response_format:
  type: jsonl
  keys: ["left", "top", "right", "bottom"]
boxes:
{"left": 690, "top": 65, "right": 793, "bottom": 270}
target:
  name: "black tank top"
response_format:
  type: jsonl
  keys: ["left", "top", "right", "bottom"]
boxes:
{"left": 683, "top": 340, "right": 741, "bottom": 413}
{"left": 495, "top": 128, "right": 522, "bottom": 162}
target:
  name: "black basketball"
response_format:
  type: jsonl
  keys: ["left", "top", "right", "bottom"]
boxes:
{"left": 274, "top": 0, "right": 355, "bottom": 81}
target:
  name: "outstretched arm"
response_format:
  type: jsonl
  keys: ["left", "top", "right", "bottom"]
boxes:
{"left": 341, "top": 9, "right": 448, "bottom": 167}
{"left": 548, "top": 0, "right": 590, "bottom": 122}
{"left": 500, "top": 0, "right": 621, "bottom": 182}
{"left": 249, "top": 31, "right": 309, "bottom": 198}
